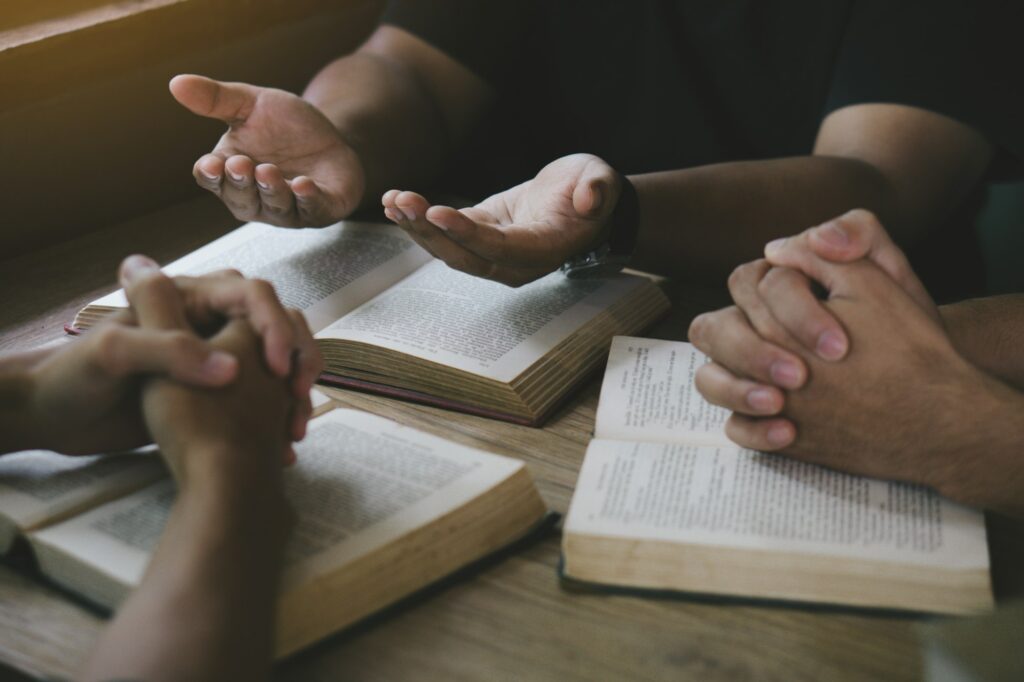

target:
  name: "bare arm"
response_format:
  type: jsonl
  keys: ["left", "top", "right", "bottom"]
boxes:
{"left": 305, "top": 25, "right": 492, "bottom": 202}
{"left": 81, "top": 459, "right": 288, "bottom": 682}
{"left": 942, "top": 294, "right": 1024, "bottom": 390}
{"left": 82, "top": 268, "right": 296, "bottom": 681}
{"left": 690, "top": 256, "right": 1024, "bottom": 518}
{"left": 629, "top": 104, "right": 993, "bottom": 282}
{"left": 376, "top": 104, "right": 993, "bottom": 287}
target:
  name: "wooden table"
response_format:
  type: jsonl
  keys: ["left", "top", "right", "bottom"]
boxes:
{"left": 2, "top": 196, "right": 1022, "bottom": 681}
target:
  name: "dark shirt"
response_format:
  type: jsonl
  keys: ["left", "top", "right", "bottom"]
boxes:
{"left": 383, "top": 0, "right": 1023, "bottom": 299}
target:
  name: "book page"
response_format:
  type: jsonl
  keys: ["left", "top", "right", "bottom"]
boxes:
{"left": 87, "top": 221, "right": 432, "bottom": 332}
{"left": 595, "top": 336, "right": 731, "bottom": 446}
{"left": 320, "top": 260, "right": 648, "bottom": 382}
{"left": 29, "top": 409, "right": 527, "bottom": 595}
{"left": 565, "top": 439, "right": 989, "bottom": 570}
{"left": 0, "top": 449, "right": 165, "bottom": 551}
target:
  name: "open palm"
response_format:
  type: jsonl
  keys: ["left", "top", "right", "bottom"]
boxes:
{"left": 171, "top": 75, "right": 364, "bottom": 227}
{"left": 381, "top": 153, "right": 621, "bottom": 286}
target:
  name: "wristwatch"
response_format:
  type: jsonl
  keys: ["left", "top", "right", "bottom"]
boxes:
{"left": 560, "top": 172, "right": 640, "bottom": 279}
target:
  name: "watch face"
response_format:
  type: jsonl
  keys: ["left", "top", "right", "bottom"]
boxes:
{"left": 561, "top": 256, "right": 629, "bottom": 280}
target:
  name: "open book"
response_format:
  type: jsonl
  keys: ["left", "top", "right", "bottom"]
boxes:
{"left": 71, "top": 221, "right": 670, "bottom": 425}
{"left": 2, "top": 397, "right": 548, "bottom": 657}
{"left": 561, "top": 336, "right": 993, "bottom": 615}
{"left": 0, "top": 390, "right": 332, "bottom": 556}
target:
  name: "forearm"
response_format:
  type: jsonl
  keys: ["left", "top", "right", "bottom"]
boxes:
{"left": 0, "top": 349, "right": 51, "bottom": 454}
{"left": 940, "top": 294, "right": 1024, "bottom": 390}
{"left": 82, "top": 459, "right": 289, "bottom": 682}
{"left": 931, "top": 372, "right": 1024, "bottom": 519}
{"left": 628, "top": 156, "right": 899, "bottom": 283}
{"left": 304, "top": 51, "right": 448, "bottom": 204}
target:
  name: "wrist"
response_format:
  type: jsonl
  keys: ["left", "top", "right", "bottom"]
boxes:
{"left": 177, "top": 479, "right": 292, "bottom": 557}
{"left": 177, "top": 446, "right": 291, "bottom": 544}
{"left": 172, "top": 441, "right": 285, "bottom": 503}
{"left": 561, "top": 171, "right": 639, "bottom": 279}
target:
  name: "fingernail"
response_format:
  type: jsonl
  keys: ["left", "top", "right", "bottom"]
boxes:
{"left": 201, "top": 170, "right": 220, "bottom": 181}
{"left": 816, "top": 330, "right": 847, "bottom": 360}
{"left": 767, "top": 423, "right": 793, "bottom": 447}
{"left": 769, "top": 361, "right": 802, "bottom": 389}
{"left": 228, "top": 171, "right": 244, "bottom": 184}
{"left": 400, "top": 207, "right": 416, "bottom": 222}
{"left": 765, "top": 238, "right": 788, "bottom": 256}
{"left": 201, "top": 351, "right": 237, "bottom": 380}
{"left": 256, "top": 180, "right": 270, "bottom": 191}
{"left": 746, "top": 388, "right": 778, "bottom": 413}
{"left": 432, "top": 218, "right": 449, "bottom": 232}
{"left": 120, "top": 255, "right": 160, "bottom": 283}
{"left": 814, "top": 221, "right": 849, "bottom": 247}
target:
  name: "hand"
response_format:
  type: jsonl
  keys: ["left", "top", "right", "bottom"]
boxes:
{"left": 24, "top": 311, "right": 238, "bottom": 456}
{"left": 689, "top": 209, "right": 941, "bottom": 446}
{"left": 17, "top": 255, "right": 321, "bottom": 456}
{"left": 380, "top": 153, "right": 621, "bottom": 286}
{"left": 170, "top": 74, "right": 365, "bottom": 227}
{"left": 124, "top": 263, "right": 297, "bottom": 478}
{"left": 695, "top": 257, "right": 999, "bottom": 492}
{"left": 142, "top": 319, "right": 293, "bottom": 491}
{"left": 763, "top": 208, "right": 941, "bottom": 340}
{"left": 119, "top": 255, "right": 323, "bottom": 442}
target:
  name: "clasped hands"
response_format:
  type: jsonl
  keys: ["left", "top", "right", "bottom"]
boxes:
{"left": 16, "top": 256, "right": 324, "bottom": 484}
{"left": 688, "top": 209, "right": 1013, "bottom": 508}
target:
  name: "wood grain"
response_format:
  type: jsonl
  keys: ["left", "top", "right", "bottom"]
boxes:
{"left": 1, "top": 197, "right": 1021, "bottom": 681}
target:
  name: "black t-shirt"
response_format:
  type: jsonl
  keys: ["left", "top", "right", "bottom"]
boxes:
{"left": 383, "top": 0, "right": 1023, "bottom": 299}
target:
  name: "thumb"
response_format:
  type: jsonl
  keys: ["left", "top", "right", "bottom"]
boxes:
{"left": 809, "top": 210, "right": 935, "bottom": 316}
{"left": 169, "top": 74, "right": 258, "bottom": 126}
{"left": 767, "top": 209, "right": 937, "bottom": 320}
{"left": 571, "top": 157, "right": 619, "bottom": 218}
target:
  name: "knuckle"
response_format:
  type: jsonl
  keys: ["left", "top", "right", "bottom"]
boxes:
{"left": 263, "top": 201, "right": 292, "bottom": 217}
{"left": 249, "top": 278, "right": 278, "bottom": 301}
{"left": 756, "top": 269, "right": 779, "bottom": 297}
{"left": 91, "top": 326, "right": 126, "bottom": 374}
{"left": 756, "top": 326, "right": 794, "bottom": 360}
{"left": 225, "top": 198, "right": 252, "bottom": 213}
{"left": 841, "top": 208, "right": 883, "bottom": 236}
{"left": 129, "top": 269, "right": 174, "bottom": 299}
{"left": 166, "top": 330, "right": 199, "bottom": 358}
{"left": 757, "top": 266, "right": 794, "bottom": 298}
{"left": 729, "top": 260, "right": 770, "bottom": 297}
{"left": 727, "top": 264, "right": 747, "bottom": 292}
{"left": 688, "top": 312, "right": 714, "bottom": 347}
{"left": 723, "top": 416, "right": 753, "bottom": 449}
{"left": 799, "top": 316, "right": 829, "bottom": 344}
{"left": 693, "top": 364, "right": 715, "bottom": 396}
